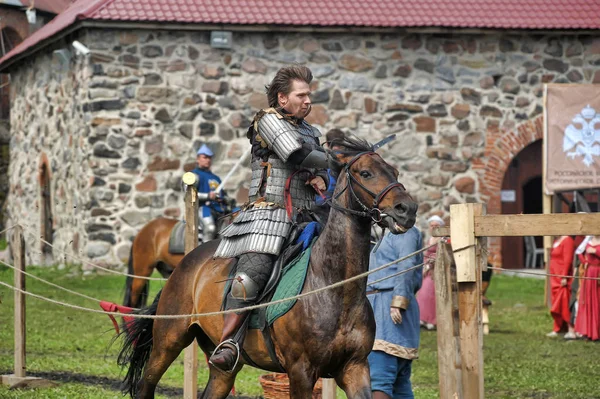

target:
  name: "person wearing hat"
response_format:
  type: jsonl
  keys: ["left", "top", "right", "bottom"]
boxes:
{"left": 190, "top": 144, "right": 225, "bottom": 242}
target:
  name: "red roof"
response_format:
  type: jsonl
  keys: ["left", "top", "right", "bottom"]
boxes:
{"left": 2, "top": 0, "right": 600, "bottom": 70}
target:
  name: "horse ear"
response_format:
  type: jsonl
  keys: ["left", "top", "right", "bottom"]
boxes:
{"left": 327, "top": 149, "right": 347, "bottom": 176}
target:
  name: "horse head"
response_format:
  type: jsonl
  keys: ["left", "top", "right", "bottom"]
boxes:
{"left": 329, "top": 135, "right": 417, "bottom": 234}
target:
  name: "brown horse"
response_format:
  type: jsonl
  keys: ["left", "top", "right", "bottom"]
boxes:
{"left": 118, "top": 138, "right": 418, "bottom": 398}
{"left": 123, "top": 218, "right": 183, "bottom": 308}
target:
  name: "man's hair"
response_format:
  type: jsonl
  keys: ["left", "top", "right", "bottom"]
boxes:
{"left": 325, "top": 128, "right": 346, "bottom": 143}
{"left": 265, "top": 66, "right": 313, "bottom": 108}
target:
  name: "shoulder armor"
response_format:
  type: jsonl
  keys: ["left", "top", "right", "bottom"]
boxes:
{"left": 257, "top": 113, "right": 303, "bottom": 162}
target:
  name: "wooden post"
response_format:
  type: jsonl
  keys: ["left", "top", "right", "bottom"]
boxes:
{"left": 2, "top": 226, "right": 49, "bottom": 387}
{"left": 542, "top": 83, "right": 553, "bottom": 307}
{"left": 182, "top": 172, "right": 199, "bottom": 399}
{"left": 322, "top": 378, "right": 337, "bottom": 399}
{"left": 434, "top": 241, "right": 462, "bottom": 399}
{"left": 450, "top": 203, "right": 484, "bottom": 399}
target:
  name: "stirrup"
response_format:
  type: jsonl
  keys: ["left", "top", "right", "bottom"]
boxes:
{"left": 209, "top": 339, "right": 240, "bottom": 373}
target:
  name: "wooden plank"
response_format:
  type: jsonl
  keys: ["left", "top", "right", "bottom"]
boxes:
{"left": 321, "top": 378, "right": 337, "bottom": 399}
{"left": 451, "top": 204, "right": 485, "bottom": 399}
{"left": 474, "top": 213, "right": 600, "bottom": 237}
{"left": 183, "top": 175, "right": 199, "bottom": 399}
{"left": 13, "top": 225, "right": 26, "bottom": 379}
{"left": 434, "top": 241, "right": 462, "bottom": 399}
{"left": 432, "top": 226, "right": 450, "bottom": 238}
{"left": 451, "top": 204, "right": 482, "bottom": 283}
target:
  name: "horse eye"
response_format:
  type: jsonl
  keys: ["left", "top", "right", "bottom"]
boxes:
{"left": 360, "top": 170, "right": 372, "bottom": 178}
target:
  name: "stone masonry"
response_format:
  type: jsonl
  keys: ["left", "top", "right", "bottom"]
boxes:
{"left": 7, "top": 28, "right": 600, "bottom": 268}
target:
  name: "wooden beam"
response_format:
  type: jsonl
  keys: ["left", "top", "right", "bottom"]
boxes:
{"left": 434, "top": 241, "right": 462, "bottom": 399}
{"left": 321, "top": 379, "right": 337, "bottom": 399}
{"left": 2, "top": 226, "right": 49, "bottom": 388}
{"left": 183, "top": 173, "right": 199, "bottom": 399}
{"left": 13, "top": 225, "right": 25, "bottom": 379}
{"left": 452, "top": 204, "right": 485, "bottom": 399}
{"left": 432, "top": 226, "right": 450, "bottom": 238}
{"left": 473, "top": 213, "right": 600, "bottom": 237}
{"left": 450, "top": 204, "right": 481, "bottom": 283}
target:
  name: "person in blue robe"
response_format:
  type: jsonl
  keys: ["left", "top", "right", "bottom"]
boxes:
{"left": 366, "top": 226, "right": 423, "bottom": 399}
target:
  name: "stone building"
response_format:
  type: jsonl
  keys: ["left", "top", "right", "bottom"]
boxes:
{"left": 0, "top": 0, "right": 599, "bottom": 268}
{"left": 0, "top": 0, "right": 71, "bottom": 231}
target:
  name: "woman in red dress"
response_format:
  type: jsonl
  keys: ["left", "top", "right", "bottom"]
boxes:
{"left": 575, "top": 235, "right": 600, "bottom": 341}
{"left": 547, "top": 235, "right": 575, "bottom": 338}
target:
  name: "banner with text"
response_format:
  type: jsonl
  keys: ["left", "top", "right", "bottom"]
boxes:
{"left": 545, "top": 84, "right": 600, "bottom": 194}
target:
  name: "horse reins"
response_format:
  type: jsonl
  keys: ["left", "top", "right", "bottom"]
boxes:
{"left": 329, "top": 151, "right": 405, "bottom": 223}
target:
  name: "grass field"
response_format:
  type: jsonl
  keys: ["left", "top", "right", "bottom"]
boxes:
{"left": 0, "top": 265, "right": 599, "bottom": 398}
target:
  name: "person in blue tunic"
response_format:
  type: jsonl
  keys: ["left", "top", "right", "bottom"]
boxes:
{"left": 366, "top": 226, "right": 423, "bottom": 399}
{"left": 190, "top": 144, "right": 225, "bottom": 241}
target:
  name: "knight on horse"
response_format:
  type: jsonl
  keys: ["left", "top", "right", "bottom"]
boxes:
{"left": 190, "top": 144, "right": 227, "bottom": 242}
{"left": 209, "top": 65, "right": 337, "bottom": 372}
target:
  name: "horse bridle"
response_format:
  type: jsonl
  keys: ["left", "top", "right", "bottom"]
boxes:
{"left": 330, "top": 151, "right": 406, "bottom": 223}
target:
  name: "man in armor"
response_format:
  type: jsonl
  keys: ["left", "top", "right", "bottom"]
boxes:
{"left": 209, "top": 66, "right": 336, "bottom": 372}
{"left": 190, "top": 144, "right": 224, "bottom": 242}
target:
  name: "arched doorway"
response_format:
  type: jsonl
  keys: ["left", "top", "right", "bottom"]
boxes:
{"left": 39, "top": 157, "right": 53, "bottom": 260}
{"left": 501, "top": 140, "right": 543, "bottom": 269}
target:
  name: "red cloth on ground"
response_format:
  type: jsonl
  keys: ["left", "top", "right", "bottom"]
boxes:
{"left": 416, "top": 244, "right": 437, "bottom": 325}
{"left": 549, "top": 237, "right": 574, "bottom": 332}
{"left": 575, "top": 243, "right": 600, "bottom": 341}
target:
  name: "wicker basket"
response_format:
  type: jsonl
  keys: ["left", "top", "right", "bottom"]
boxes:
{"left": 259, "top": 373, "right": 323, "bottom": 399}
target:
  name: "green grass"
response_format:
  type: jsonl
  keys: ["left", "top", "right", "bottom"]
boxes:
{"left": 0, "top": 267, "right": 599, "bottom": 398}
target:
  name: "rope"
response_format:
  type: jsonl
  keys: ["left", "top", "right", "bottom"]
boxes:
{"left": 0, "top": 259, "right": 107, "bottom": 304}
{"left": 19, "top": 225, "right": 167, "bottom": 281}
{"left": 367, "top": 262, "right": 424, "bottom": 287}
{"left": 0, "top": 243, "right": 434, "bottom": 319}
{"left": 488, "top": 266, "right": 600, "bottom": 281}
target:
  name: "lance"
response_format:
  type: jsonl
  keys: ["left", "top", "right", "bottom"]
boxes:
{"left": 215, "top": 149, "right": 251, "bottom": 193}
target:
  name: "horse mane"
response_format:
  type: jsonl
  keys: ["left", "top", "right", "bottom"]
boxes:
{"left": 329, "top": 133, "right": 374, "bottom": 156}
{"left": 327, "top": 133, "right": 374, "bottom": 175}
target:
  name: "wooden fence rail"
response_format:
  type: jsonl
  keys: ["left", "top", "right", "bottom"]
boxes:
{"left": 432, "top": 204, "right": 600, "bottom": 399}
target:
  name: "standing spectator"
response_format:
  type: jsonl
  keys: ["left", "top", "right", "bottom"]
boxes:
{"left": 367, "top": 227, "right": 423, "bottom": 399}
{"left": 416, "top": 215, "right": 444, "bottom": 330}
{"left": 569, "top": 235, "right": 589, "bottom": 339}
{"left": 575, "top": 235, "right": 600, "bottom": 341}
{"left": 546, "top": 235, "right": 575, "bottom": 338}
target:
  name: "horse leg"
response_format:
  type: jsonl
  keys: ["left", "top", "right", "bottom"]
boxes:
{"left": 137, "top": 320, "right": 195, "bottom": 399}
{"left": 199, "top": 365, "right": 240, "bottom": 399}
{"left": 335, "top": 361, "right": 372, "bottom": 399}
{"left": 287, "top": 363, "right": 318, "bottom": 399}
{"left": 130, "top": 247, "right": 157, "bottom": 307}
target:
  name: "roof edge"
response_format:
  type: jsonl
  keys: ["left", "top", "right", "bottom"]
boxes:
{"left": 0, "top": 22, "right": 83, "bottom": 73}
{"left": 82, "top": 20, "right": 600, "bottom": 35}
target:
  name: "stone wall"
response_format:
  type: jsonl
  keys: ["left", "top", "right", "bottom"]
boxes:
{"left": 8, "top": 27, "right": 600, "bottom": 267}
{"left": 9, "top": 36, "right": 90, "bottom": 266}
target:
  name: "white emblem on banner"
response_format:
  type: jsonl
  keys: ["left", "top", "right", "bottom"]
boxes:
{"left": 563, "top": 105, "right": 600, "bottom": 167}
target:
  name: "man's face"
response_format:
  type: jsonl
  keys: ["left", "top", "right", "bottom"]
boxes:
{"left": 277, "top": 79, "right": 312, "bottom": 119}
{"left": 197, "top": 154, "right": 212, "bottom": 169}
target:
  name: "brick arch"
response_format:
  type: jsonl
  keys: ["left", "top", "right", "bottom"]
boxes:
{"left": 478, "top": 115, "right": 544, "bottom": 266}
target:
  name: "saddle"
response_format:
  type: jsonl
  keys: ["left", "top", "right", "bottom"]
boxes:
{"left": 220, "top": 221, "right": 320, "bottom": 371}
{"left": 168, "top": 221, "right": 203, "bottom": 254}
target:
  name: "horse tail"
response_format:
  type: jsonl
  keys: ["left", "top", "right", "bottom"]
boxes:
{"left": 117, "top": 290, "right": 161, "bottom": 398}
{"left": 123, "top": 246, "right": 134, "bottom": 307}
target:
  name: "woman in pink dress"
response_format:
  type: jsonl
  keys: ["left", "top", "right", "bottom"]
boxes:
{"left": 416, "top": 215, "right": 444, "bottom": 330}
{"left": 575, "top": 235, "right": 600, "bottom": 341}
